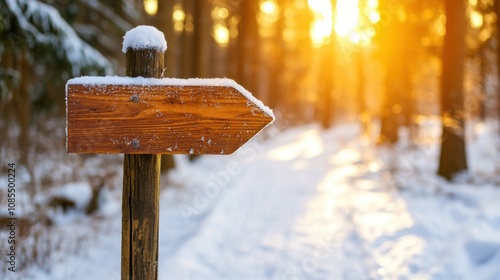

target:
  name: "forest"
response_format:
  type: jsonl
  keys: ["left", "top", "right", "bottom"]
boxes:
{"left": 2, "top": 0, "right": 500, "bottom": 279}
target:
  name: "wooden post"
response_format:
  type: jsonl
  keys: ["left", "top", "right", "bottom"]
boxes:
{"left": 122, "top": 48, "right": 164, "bottom": 280}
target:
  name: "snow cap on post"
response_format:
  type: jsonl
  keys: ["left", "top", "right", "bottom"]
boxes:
{"left": 122, "top": 25, "right": 167, "bottom": 53}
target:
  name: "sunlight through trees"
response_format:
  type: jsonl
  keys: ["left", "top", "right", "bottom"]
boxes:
{"left": 2, "top": 0, "right": 500, "bottom": 181}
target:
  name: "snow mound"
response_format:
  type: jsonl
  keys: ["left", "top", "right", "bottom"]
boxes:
{"left": 50, "top": 182, "right": 93, "bottom": 211}
{"left": 122, "top": 25, "right": 167, "bottom": 53}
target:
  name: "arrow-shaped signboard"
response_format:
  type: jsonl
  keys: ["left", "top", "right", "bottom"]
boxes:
{"left": 65, "top": 25, "right": 275, "bottom": 280}
{"left": 66, "top": 76, "right": 274, "bottom": 155}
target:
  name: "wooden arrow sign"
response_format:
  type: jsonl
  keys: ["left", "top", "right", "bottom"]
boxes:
{"left": 66, "top": 77, "right": 274, "bottom": 155}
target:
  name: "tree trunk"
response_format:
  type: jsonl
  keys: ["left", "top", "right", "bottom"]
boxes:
{"left": 266, "top": 0, "right": 286, "bottom": 111}
{"left": 356, "top": 51, "right": 368, "bottom": 136}
{"left": 17, "top": 51, "right": 30, "bottom": 165}
{"left": 191, "top": 0, "right": 211, "bottom": 78}
{"left": 237, "top": 0, "right": 259, "bottom": 95}
{"left": 496, "top": 0, "right": 500, "bottom": 126}
{"left": 379, "top": 51, "right": 403, "bottom": 144}
{"left": 378, "top": 0, "right": 405, "bottom": 144}
{"left": 437, "top": 0, "right": 467, "bottom": 180}
{"left": 318, "top": 41, "right": 335, "bottom": 129}
{"left": 479, "top": 42, "right": 487, "bottom": 120}
{"left": 181, "top": 0, "right": 194, "bottom": 78}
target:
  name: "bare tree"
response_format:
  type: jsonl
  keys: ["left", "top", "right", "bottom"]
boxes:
{"left": 377, "top": 1, "right": 406, "bottom": 144}
{"left": 437, "top": 0, "right": 467, "bottom": 180}
{"left": 495, "top": 0, "right": 500, "bottom": 126}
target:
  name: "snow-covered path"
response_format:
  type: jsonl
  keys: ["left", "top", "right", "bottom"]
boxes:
{"left": 157, "top": 124, "right": 500, "bottom": 280}
{"left": 31, "top": 123, "right": 500, "bottom": 280}
{"left": 162, "top": 126, "right": 349, "bottom": 279}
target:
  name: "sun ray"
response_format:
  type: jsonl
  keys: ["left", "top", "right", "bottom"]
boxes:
{"left": 334, "top": 0, "right": 360, "bottom": 37}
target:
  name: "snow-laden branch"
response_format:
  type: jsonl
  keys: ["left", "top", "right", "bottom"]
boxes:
{"left": 5, "top": 0, "right": 113, "bottom": 76}
{"left": 78, "top": 0, "right": 134, "bottom": 33}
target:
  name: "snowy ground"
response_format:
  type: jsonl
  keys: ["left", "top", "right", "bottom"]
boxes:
{"left": 18, "top": 120, "right": 500, "bottom": 279}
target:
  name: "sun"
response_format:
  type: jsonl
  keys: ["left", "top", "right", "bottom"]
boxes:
{"left": 308, "top": 0, "right": 376, "bottom": 46}
{"left": 334, "top": 0, "right": 379, "bottom": 46}
{"left": 308, "top": 0, "right": 334, "bottom": 47}
{"left": 334, "top": 0, "right": 360, "bottom": 37}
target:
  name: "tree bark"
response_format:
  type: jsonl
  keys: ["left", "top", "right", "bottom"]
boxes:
{"left": 237, "top": 0, "right": 259, "bottom": 95}
{"left": 379, "top": 51, "right": 403, "bottom": 144}
{"left": 154, "top": 0, "right": 177, "bottom": 77}
{"left": 266, "top": 0, "right": 286, "bottom": 111}
{"left": 479, "top": 42, "right": 487, "bottom": 120}
{"left": 181, "top": 0, "right": 195, "bottom": 78}
{"left": 191, "top": 0, "right": 211, "bottom": 78}
{"left": 356, "top": 51, "right": 368, "bottom": 135}
{"left": 378, "top": 0, "right": 405, "bottom": 144}
{"left": 318, "top": 40, "right": 335, "bottom": 129}
{"left": 495, "top": 0, "right": 500, "bottom": 126}
{"left": 437, "top": 0, "right": 467, "bottom": 180}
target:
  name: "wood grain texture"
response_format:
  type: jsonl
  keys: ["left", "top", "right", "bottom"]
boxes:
{"left": 122, "top": 47, "right": 162, "bottom": 280}
{"left": 66, "top": 84, "right": 273, "bottom": 154}
{"left": 126, "top": 50, "right": 164, "bottom": 78}
{"left": 121, "top": 154, "right": 160, "bottom": 280}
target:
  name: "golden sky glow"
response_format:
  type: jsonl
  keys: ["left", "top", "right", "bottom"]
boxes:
{"left": 308, "top": 0, "right": 334, "bottom": 47}
{"left": 307, "top": 0, "right": 380, "bottom": 47}
{"left": 334, "top": 0, "right": 379, "bottom": 46}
